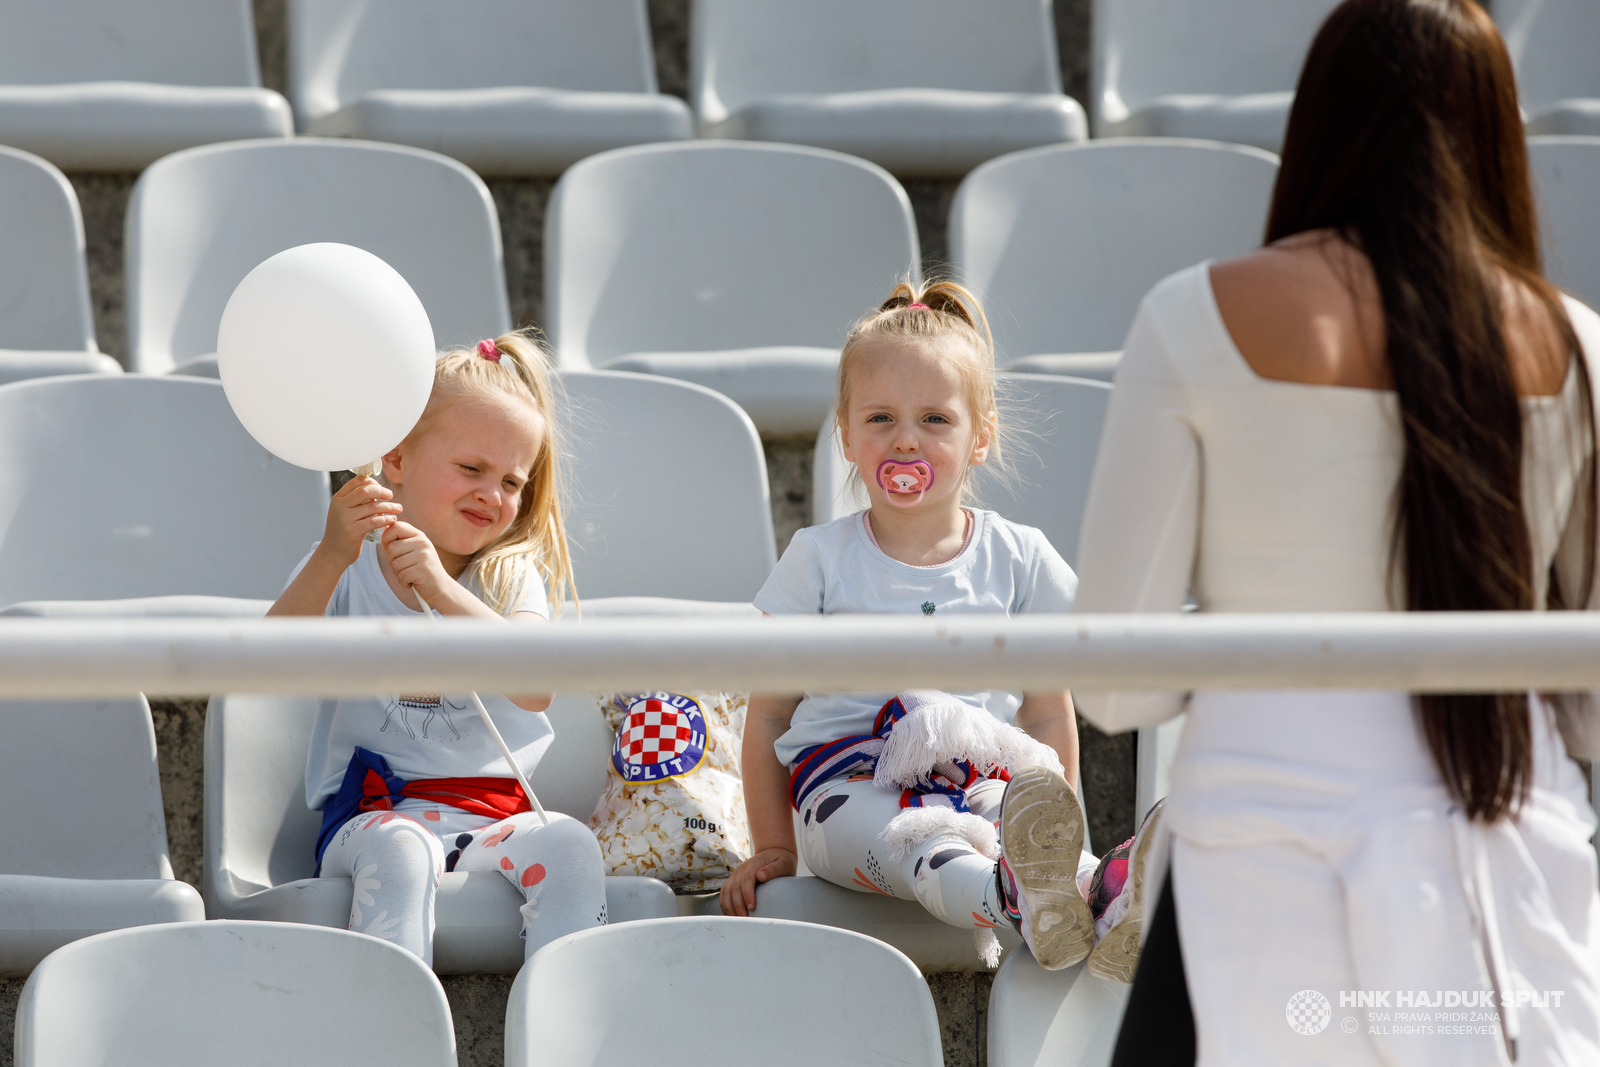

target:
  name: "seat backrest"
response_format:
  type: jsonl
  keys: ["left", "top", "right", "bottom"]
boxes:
{"left": 814, "top": 374, "right": 1111, "bottom": 568}
{"left": 506, "top": 917, "right": 942, "bottom": 1067}
{"left": 1092, "top": 0, "right": 1337, "bottom": 126}
{"left": 561, "top": 370, "right": 777, "bottom": 599}
{"left": 545, "top": 142, "right": 917, "bottom": 368}
{"left": 290, "top": 0, "right": 658, "bottom": 125}
{"left": 986, "top": 947, "right": 1129, "bottom": 1067}
{"left": 951, "top": 140, "right": 1279, "bottom": 358}
{"left": 0, "top": 376, "right": 329, "bottom": 606}
{"left": 1530, "top": 137, "right": 1600, "bottom": 312}
{"left": 126, "top": 138, "right": 510, "bottom": 373}
{"left": 205, "top": 694, "right": 324, "bottom": 896}
{"left": 1497, "top": 0, "right": 1600, "bottom": 115}
{"left": 691, "top": 0, "right": 1060, "bottom": 122}
{"left": 0, "top": 147, "right": 95, "bottom": 353}
{"left": 16, "top": 921, "right": 455, "bottom": 1067}
{"left": 0, "top": 698, "right": 171, "bottom": 879}
{"left": 0, "top": 0, "right": 261, "bottom": 87}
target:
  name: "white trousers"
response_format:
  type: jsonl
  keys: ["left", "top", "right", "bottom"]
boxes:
{"left": 796, "top": 775, "right": 1009, "bottom": 929}
{"left": 1168, "top": 691, "right": 1600, "bottom": 1066}
{"left": 796, "top": 775, "right": 1098, "bottom": 931}
{"left": 319, "top": 802, "right": 606, "bottom": 967}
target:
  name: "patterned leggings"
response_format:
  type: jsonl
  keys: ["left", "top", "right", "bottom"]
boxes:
{"left": 796, "top": 775, "right": 1098, "bottom": 931}
{"left": 319, "top": 801, "right": 606, "bottom": 967}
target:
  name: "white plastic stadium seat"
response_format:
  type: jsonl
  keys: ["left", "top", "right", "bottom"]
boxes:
{"left": 1092, "top": 0, "right": 1340, "bottom": 152}
{"left": 560, "top": 371, "right": 777, "bottom": 599}
{"left": 0, "top": 698, "right": 205, "bottom": 977}
{"left": 506, "top": 917, "right": 943, "bottom": 1067}
{"left": 1529, "top": 137, "right": 1600, "bottom": 311}
{"left": 126, "top": 138, "right": 511, "bottom": 374}
{"left": 546, "top": 142, "right": 918, "bottom": 436}
{"left": 0, "top": 147, "right": 121, "bottom": 384}
{"left": 0, "top": 596, "right": 272, "bottom": 619}
{"left": 15, "top": 921, "right": 455, "bottom": 1067}
{"left": 0, "top": 376, "right": 328, "bottom": 609}
{"left": 1498, "top": 0, "right": 1600, "bottom": 137}
{"left": 691, "top": 0, "right": 1085, "bottom": 177}
{"left": 987, "top": 948, "right": 1131, "bottom": 1067}
{"left": 950, "top": 141, "right": 1279, "bottom": 378}
{"left": 290, "top": 0, "right": 692, "bottom": 176}
{"left": 204, "top": 680, "right": 683, "bottom": 974}
{"left": 0, "top": 0, "right": 290, "bottom": 171}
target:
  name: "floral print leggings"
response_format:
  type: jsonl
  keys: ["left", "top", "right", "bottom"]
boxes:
{"left": 319, "top": 801, "right": 607, "bottom": 967}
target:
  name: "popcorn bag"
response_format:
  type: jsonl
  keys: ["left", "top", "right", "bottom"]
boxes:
{"left": 588, "top": 691, "right": 752, "bottom": 892}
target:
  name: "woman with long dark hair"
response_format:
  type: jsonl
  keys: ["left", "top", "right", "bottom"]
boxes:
{"left": 1074, "top": 0, "right": 1600, "bottom": 1061}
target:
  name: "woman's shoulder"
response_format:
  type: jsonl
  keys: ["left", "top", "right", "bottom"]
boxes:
{"left": 1136, "top": 261, "right": 1216, "bottom": 324}
{"left": 1118, "top": 261, "right": 1239, "bottom": 385}
{"left": 1562, "top": 293, "right": 1600, "bottom": 355}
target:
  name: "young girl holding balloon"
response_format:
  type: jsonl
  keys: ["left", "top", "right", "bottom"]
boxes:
{"left": 269, "top": 332, "right": 607, "bottom": 966}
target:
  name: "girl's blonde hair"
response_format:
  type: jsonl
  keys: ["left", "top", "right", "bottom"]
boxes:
{"left": 392, "top": 329, "right": 576, "bottom": 617}
{"left": 836, "top": 280, "right": 1008, "bottom": 502}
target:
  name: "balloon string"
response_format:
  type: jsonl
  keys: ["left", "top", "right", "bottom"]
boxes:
{"left": 410, "top": 588, "right": 550, "bottom": 827}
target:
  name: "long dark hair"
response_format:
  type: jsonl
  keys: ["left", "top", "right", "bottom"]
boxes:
{"left": 1267, "top": 0, "right": 1596, "bottom": 821}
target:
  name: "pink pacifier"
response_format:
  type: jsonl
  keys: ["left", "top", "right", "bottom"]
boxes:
{"left": 876, "top": 459, "right": 934, "bottom": 507}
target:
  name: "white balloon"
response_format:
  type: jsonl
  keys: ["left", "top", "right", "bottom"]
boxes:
{"left": 217, "top": 243, "right": 436, "bottom": 472}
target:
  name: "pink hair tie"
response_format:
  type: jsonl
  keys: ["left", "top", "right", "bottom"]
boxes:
{"left": 476, "top": 339, "right": 502, "bottom": 362}
{"left": 907, "top": 302, "right": 930, "bottom": 309}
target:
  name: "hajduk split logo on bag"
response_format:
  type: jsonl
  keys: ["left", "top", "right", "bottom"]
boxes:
{"left": 591, "top": 690, "right": 751, "bottom": 892}
{"left": 610, "top": 692, "right": 708, "bottom": 783}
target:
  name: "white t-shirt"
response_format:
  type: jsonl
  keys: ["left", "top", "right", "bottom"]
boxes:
{"left": 753, "top": 508, "right": 1078, "bottom": 766}
{"left": 292, "top": 540, "right": 555, "bottom": 810}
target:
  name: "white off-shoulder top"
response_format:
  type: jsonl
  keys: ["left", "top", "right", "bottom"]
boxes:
{"left": 1072, "top": 261, "right": 1600, "bottom": 735}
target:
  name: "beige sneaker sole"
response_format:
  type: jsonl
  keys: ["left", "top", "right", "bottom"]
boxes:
{"left": 1085, "top": 806, "right": 1161, "bottom": 983}
{"left": 1000, "top": 767, "right": 1094, "bottom": 970}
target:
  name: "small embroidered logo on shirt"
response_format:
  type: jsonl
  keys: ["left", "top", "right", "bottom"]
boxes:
{"left": 921, "top": 601, "right": 936, "bottom": 615}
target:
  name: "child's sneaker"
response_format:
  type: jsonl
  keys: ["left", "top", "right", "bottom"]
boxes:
{"left": 1084, "top": 799, "right": 1165, "bottom": 983}
{"left": 995, "top": 766, "right": 1095, "bottom": 970}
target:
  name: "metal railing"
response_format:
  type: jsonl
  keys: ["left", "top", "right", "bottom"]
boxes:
{"left": 1, "top": 612, "right": 1599, "bottom": 698}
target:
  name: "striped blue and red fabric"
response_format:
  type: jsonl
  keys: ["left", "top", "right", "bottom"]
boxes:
{"left": 788, "top": 697, "right": 1010, "bottom": 813}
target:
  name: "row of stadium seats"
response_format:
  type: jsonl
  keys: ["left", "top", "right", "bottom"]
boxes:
{"left": 15, "top": 914, "right": 1111, "bottom": 1067}
{"left": 7, "top": 132, "right": 1600, "bottom": 437}
{"left": 1, "top": 0, "right": 1594, "bottom": 178}
{"left": 0, "top": 367, "right": 1126, "bottom": 1063}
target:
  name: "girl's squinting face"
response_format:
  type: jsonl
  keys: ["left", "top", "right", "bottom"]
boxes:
{"left": 385, "top": 397, "right": 543, "bottom": 562}
{"left": 840, "top": 341, "right": 990, "bottom": 512}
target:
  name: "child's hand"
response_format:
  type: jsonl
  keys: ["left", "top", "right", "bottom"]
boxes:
{"left": 382, "top": 521, "right": 451, "bottom": 608}
{"left": 719, "top": 847, "right": 797, "bottom": 916}
{"left": 317, "top": 476, "right": 401, "bottom": 566}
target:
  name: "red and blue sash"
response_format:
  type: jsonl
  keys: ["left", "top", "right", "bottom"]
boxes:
{"left": 314, "top": 747, "right": 529, "bottom": 871}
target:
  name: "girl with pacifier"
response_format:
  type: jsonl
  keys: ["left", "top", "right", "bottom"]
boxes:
{"left": 270, "top": 332, "right": 606, "bottom": 966}
{"left": 720, "top": 282, "right": 1160, "bottom": 977}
